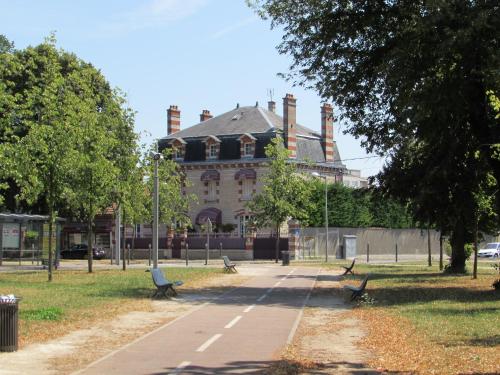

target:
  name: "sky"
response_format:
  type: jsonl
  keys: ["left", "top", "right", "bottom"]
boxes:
{"left": 0, "top": 0, "right": 386, "bottom": 177}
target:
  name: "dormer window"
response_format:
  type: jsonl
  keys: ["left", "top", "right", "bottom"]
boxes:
{"left": 239, "top": 133, "right": 257, "bottom": 159}
{"left": 203, "top": 135, "right": 221, "bottom": 160}
{"left": 244, "top": 143, "right": 252, "bottom": 157}
{"left": 169, "top": 137, "right": 186, "bottom": 161}
{"left": 209, "top": 144, "right": 218, "bottom": 158}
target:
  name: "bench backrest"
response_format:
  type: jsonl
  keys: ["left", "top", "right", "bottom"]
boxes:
{"left": 347, "top": 258, "right": 356, "bottom": 270}
{"left": 151, "top": 268, "right": 167, "bottom": 286}
{"left": 358, "top": 273, "right": 370, "bottom": 290}
{"left": 222, "top": 256, "right": 232, "bottom": 266}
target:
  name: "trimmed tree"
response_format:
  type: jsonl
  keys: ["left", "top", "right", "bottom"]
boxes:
{"left": 248, "top": 137, "right": 312, "bottom": 262}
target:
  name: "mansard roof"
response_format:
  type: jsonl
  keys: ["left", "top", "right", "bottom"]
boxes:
{"left": 160, "top": 105, "right": 344, "bottom": 167}
{"left": 162, "top": 106, "right": 320, "bottom": 140}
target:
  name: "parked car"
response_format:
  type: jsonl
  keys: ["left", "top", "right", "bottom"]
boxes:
{"left": 478, "top": 242, "right": 500, "bottom": 258}
{"left": 60, "top": 244, "right": 106, "bottom": 260}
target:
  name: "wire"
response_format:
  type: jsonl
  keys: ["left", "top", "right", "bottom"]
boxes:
{"left": 336, "top": 155, "right": 384, "bottom": 162}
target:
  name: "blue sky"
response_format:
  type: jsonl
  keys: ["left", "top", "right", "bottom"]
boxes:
{"left": 1, "top": 0, "right": 385, "bottom": 176}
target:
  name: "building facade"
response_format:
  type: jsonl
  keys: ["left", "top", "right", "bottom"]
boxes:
{"left": 159, "top": 94, "right": 363, "bottom": 236}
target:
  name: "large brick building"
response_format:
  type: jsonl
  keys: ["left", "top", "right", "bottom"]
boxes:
{"left": 159, "top": 94, "right": 361, "bottom": 236}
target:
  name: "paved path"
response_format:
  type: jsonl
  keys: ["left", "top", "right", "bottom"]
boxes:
{"left": 74, "top": 265, "right": 318, "bottom": 374}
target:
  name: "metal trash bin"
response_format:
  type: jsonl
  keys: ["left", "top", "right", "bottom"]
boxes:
{"left": 0, "top": 295, "right": 20, "bottom": 352}
{"left": 281, "top": 251, "right": 290, "bottom": 266}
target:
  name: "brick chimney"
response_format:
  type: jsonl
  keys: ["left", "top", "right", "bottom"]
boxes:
{"left": 283, "top": 94, "right": 297, "bottom": 158}
{"left": 167, "top": 105, "right": 180, "bottom": 135}
{"left": 268, "top": 100, "right": 276, "bottom": 113}
{"left": 321, "top": 103, "right": 335, "bottom": 162}
{"left": 200, "top": 109, "right": 213, "bottom": 122}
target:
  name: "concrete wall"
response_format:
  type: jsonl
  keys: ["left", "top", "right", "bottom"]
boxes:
{"left": 300, "top": 227, "right": 441, "bottom": 261}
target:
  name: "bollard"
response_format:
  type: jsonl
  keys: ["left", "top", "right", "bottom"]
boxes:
{"left": 205, "top": 243, "right": 209, "bottom": 266}
{"left": 219, "top": 242, "right": 223, "bottom": 258}
{"left": 366, "top": 243, "right": 370, "bottom": 263}
{"left": 395, "top": 243, "right": 398, "bottom": 262}
{"left": 148, "top": 243, "right": 152, "bottom": 266}
{"left": 185, "top": 243, "right": 189, "bottom": 267}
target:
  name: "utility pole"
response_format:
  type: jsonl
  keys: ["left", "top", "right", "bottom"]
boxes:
{"left": 151, "top": 152, "right": 163, "bottom": 268}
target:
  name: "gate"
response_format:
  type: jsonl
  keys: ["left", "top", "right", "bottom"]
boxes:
{"left": 253, "top": 237, "right": 288, "bottom": 259}
{"left": 172, "top": 238, "right": 182, "bottom": 258}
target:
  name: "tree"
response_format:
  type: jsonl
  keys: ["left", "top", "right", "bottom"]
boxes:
{"left": 0, "top": 35, "right": 138, "bottom": 275}
{"left": 248, "top": 137, "right": 313, "bottom": 262}
{"left": 144, "top": 146, "right": 196, "bottom": 232}
{"left": 251, "top": 0, "right": 499, "bottom": 272}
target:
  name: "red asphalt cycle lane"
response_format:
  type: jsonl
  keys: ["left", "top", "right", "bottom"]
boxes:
{"left": 74, "top": 265, "right": 318, "bottom": 374}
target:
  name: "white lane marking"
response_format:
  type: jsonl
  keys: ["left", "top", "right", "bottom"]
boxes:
{"left": 169, "top": 361, "right": 191, "bottom": 374}
{"left": 257, "top": 293, "right": 267, "bottom": 302}
{"left": 224, "top": 315, "right": 242, "bottom": 329}
{"left": 70, "top": 302, "right": 210, "bottom": 375}
{"left": 196, "top": 333, "right": 222, "bottom": 352}
{"left": 274, "top": 281, "right": 281, "bottom": 287}
{"left": 267, "top": 288, "right": 274, "bottom": 293}
{"left": 281, "top": 276, "right": 287, "bottom": 281}
{"left": 244, "top": 304, "right": 256, "bottom": 313}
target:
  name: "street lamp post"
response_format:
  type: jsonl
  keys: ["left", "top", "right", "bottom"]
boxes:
{"left": 312, "top": 172, "right": 328, "bottom": 262}
{"left": 151, "top": 152, "right": 163, "bottom": 268}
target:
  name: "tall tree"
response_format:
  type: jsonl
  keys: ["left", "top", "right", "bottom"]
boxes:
{"left": 251, "top": 0, "right": 499, "bottom": 272}
{"left": 0, "top": 36, "right": 138, "bottom": 275}
{"left": 248, "top": 137, "right": 313, "bottom": 262}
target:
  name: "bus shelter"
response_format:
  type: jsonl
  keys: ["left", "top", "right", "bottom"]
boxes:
{"left": 0, "top": 213, "right": 64, "bottom": 266}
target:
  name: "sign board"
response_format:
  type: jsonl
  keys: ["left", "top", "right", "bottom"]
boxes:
{"left": 2, "top": 223, "right": 20, "bottom": 249}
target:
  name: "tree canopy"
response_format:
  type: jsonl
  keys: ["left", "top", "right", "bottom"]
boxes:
{"left": 0, "top": 35, "right": 140, "bottom": 275}
{"left": 251, "top": 0, "right": 499, "bottom": 272}
{"left": 306, "top": 180, "right": 413, "bottom": 229}
{"left": 248, "top": 137, "right": 313, "bottom": 261}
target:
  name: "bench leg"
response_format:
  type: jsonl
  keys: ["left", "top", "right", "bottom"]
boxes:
{"left": 168, "top": 285, "right": 178, "bottom": 297}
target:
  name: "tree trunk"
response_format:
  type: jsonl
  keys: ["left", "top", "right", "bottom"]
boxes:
{"left": 275, "top": 223, "right": 281, "bottom": 263}
{"left": 427, "top": 225, "right": 432, "bottom": 267}
{"left": 48, "top": 213, "right": 53, "bottom": 282}
{"left": 472, "top": 213, "right": 479, "bottom": 279}
{"left": 449, "top": 220, "right": 467, "bottom": 273}
{"left": 439, "top": 235, "right": 444, "bottom": 271}
{"left": 122, "top": 212, "right": 126, "bottom": 271}
{"left": 87, "top": 215, "right": 93, "bottom": 273}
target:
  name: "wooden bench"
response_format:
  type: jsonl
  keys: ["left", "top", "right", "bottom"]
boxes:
{"left": 343, "top": 273, "right": 370, "bottom": 301}
{"left": 222, "top": 256, "right": 237, "bottom": 273}
{"left": 149, "top": 268, "right": 183, "bottom": 298}
{"left": 341, "top": 258, "right": 356, "bottom": 276}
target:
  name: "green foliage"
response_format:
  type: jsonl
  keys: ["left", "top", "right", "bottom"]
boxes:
{"left": 0, "top": 36, "right": 143, "bottom": 274}
{"left": 252, "top": 1, "right": 500, "bottom": 272}
{"left": 141, "top": 146, "right": 196, "bottom": 229}
{"left": 21, "top": 307, "right": 63, "bottom": 321}
{"left": 306, "top": 180, "right": 413, "bottom": 228}
{"left": 248, "top": 137, "right": 313, "bottom": 231}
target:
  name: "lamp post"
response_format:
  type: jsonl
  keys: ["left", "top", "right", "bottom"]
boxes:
{"left": 151, "top": 151, "right": 163, "bottom": 268}
{"left": 312, "top": 172, "right": 328, "bottom": 262}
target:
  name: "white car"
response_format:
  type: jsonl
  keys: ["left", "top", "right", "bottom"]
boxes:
{"left": 478, "top": 242, "right": 500, "bottom": 258}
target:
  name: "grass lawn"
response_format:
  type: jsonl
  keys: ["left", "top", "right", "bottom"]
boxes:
{"left": 320, "top": 260, "right": 500, "bottom": 374}
{"left": 0, "top": 267, "right": 221, "bottom": 347}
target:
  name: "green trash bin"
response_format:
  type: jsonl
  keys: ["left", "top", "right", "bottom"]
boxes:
{"left": 281, "top": 251, "right": 290, "bottom": 266}
{"left": 0, "top": 296, "right": 20, "bottom": 352}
